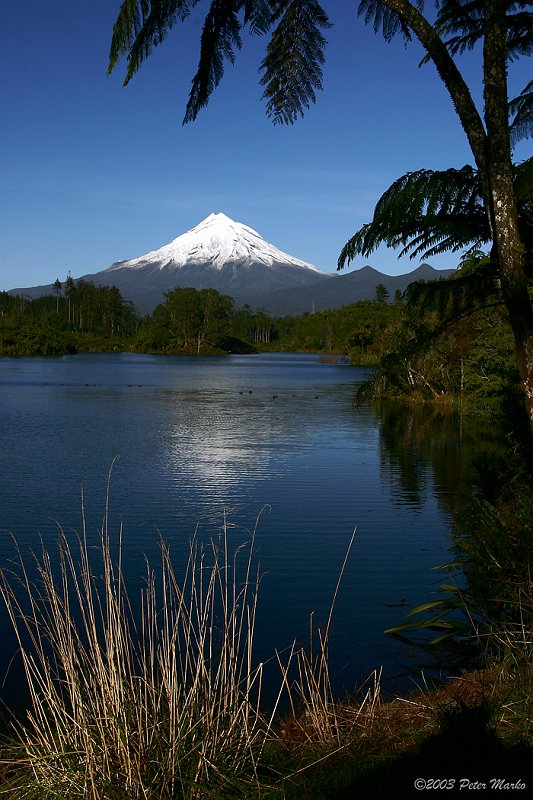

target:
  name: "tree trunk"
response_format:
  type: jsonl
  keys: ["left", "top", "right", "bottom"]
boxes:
{"left": 483, "top": 0, "right": 533, "bottom": 430}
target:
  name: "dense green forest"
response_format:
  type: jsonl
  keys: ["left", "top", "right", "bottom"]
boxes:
{"left": 0, "top": 281, "right": 138, "bottom": 356}
{"left": 0, "top": 281, "right": 399, "bottom": 360}
{"left": 0, "top": 270, "right": 523, "bottom": 418}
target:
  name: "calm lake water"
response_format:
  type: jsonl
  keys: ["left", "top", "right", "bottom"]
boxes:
{"left": 0, "top": 352, "right": 501, "bottom": 715}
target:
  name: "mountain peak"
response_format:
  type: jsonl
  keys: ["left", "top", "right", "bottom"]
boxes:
{"left": 108, "top": 213, "right": 323, "bottom": 274}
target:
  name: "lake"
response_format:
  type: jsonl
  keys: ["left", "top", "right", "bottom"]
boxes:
{"left": 0, "top": 352, "right": 501, "bottom": 715}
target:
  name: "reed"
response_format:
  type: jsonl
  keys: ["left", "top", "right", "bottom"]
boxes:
{"left": 282, "top": 528, "right": 357, "bottom": 746}
{"left": 0, "top": 509, "right": 280, "bottom": 799}
{"left": 0, "top": 500, "right": 376, "bottom": 799}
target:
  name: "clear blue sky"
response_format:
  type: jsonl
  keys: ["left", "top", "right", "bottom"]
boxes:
{"left": 1, "top": 0, "right": 530, "bottom": 292}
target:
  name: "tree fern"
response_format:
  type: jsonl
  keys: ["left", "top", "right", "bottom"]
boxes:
{"left": 184, "top": 1, "right": 244, "bottom": 123}
{"left": 339, "top": 158, "right": 532, "bottom": 269}
{"left": 404, "top": 253, "right": 501, "bottom": 327}
{"left": 357, "top": 0, "right": 414, "bottom": 42}
{"left": 431, "top": 1, "right": 533, "bottom": 59}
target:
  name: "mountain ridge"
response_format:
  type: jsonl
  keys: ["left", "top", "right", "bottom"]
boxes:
{"left": 8, "top": 213, "right": 455, "bottom": 315}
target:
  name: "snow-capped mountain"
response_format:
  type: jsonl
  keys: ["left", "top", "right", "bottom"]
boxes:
{"left": 92, "top": 212, "right": 329, "bottom": 312}
{"left": 108, "top": 212, "right": 323, "bottom": 274}
{"left": 8, "top": 213, "right": 453, "bottom": 315}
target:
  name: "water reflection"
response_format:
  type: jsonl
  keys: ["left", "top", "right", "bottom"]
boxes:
{"left": 0, "top": 353, "right": 506, "bottom": 713}
{"left": 376, "top": 402, "right": 504, "bottom": 517}
{"left": 164, "top": 390, "right": 282, "bottom": 497}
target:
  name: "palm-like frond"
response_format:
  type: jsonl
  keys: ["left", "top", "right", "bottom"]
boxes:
{"left": 513, "top": 157, "right": 533, "bottom": 276}
{"left": 259, "top": 0, "right": 331, "bottom": 125}
{"left": 338, "top": 166, "right": 488, "bottom": 268}
{"left": 357, "top": 0, "right": 415, "bottom": 42}
{"left": 184, "top": 1, "right": 244, "bottom": 124}
{"left": 242, "top": 0, "right": 276, "bottom": 35}
{"left": 184, "top": 1, "right": 280, "bottom": 122}
{"left": 404, "top": 254, "right": 500, "bottom": 325}
{"left": 435, "top": 1, "right": 533, "bottom": 59}
{"left": 510, "top": 81, "right": 533, "bottom": 147}
{"left": 505, "top": 6, "right": 533, "bottom": 60}
{"left": 108, "top": 1, "right": 198, "bottom": 82}
{"left": 108, "top": 1, "right": 275, "bottom": 122}
{"left": 433, "top": 0, "right": 484, "bottom": 54}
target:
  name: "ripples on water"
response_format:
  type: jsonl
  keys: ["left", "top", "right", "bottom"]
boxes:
{"left": 0, "top": 352, "right": 500, "bottom": 712}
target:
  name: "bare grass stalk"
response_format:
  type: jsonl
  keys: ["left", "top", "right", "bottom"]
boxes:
{"left": 280, "top": 528, "right": 375, "bottom": 747}
{"left": 0, "top": 504, "right": 368, "bottom": 797}
{"left": 0, "top": 511, "right": 279, "bottom": 799}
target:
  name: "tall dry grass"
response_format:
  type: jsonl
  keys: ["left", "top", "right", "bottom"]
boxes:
{"left": 0, "top": 506, "right": 282, "bottom": 799}
{"left": 0, "top": 507, "right": 373, "bottom": 798}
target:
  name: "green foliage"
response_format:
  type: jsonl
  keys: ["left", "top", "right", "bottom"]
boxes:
{"left": 510, "top": 80, "right": 533, "bottom": 148}
{"left": 0, "top": 283, "right": 138, "bottom": 356}
{"left": 108, "top": 1, "right": 198, "bottom": 86}
{"left": 357, "top": 0, "right": 414, "bottom": 43}
{"left": 108, "top": 1, "right": 331, "bottom": 126}
{"left": 142, "top": 286, "right": 235, "bottom": 353}
{"left": 356, "top": 248, "right": 527, "bottom": 418}
{"left": 267, "top": 300, "right": 398, "bottom": 361}
{"left": 452, "top": 449, "right": 533, "bottom": 625}
{"left": 2, "top": 286, "right": 400, "bottom": 360}
{"left": 184, "top": 2, "right": 245, "bottom": 124}
{"left": 338, "top": 165, "right": 486, "bottom": 265}
{"left": 375, "top": 283, "right": 389, "bottom": 303}
{"left": 434, "top": 1, "right": 533, "bottom": 64}
{"left": 338, "top": 159, "right": 533, "bottom": 269}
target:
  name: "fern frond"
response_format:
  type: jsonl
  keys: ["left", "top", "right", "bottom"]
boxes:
{"left": 242, "top": 0, "right": 275, "bottom": 35}
{"left": 338, "top": 166, "right": 487, "bottom": 268}
{"left": 108, "top": 1, "right": 197, "bottom": 82}
{"left": 514, "top": 156, "right": 533, "bottom": 206}
{"left": 510, "top": 81, "right": 533, "bottom": 147}
{"left": 405, "top": 254, "right": 500, "bottom": 322}
{"left": 433, "top": 0, "right": 484, "bottom": 54}
{"left": 435, "top": 1, "right": 533, "bottom": 59}
{"left": 514, "top": 156, "right": 533, "bottom": 276}
{"left": 357, "top": 0, "right": 413, "bottom": 42}
{"left": 259, "top": 0, "right": 331, "bottom": 125}
{"left": 505, "top": 9, "right": 533, "bottom": 60}
{"left": 184, "top": 0, "right": 246, "bottom": 124}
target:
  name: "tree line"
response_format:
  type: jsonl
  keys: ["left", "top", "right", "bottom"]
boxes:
{"left": 1, "top": 272, "right": 524, "bottom": 419}
{"left": 0, "top": 280, "right": 137, "bottom": 356}
{"left": 0, "top": 281, "right": 397, "bottom": 359}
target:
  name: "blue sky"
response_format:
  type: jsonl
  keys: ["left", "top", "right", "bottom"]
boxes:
{"left": 1, "top": 0, "right": 530, "bottom": 292}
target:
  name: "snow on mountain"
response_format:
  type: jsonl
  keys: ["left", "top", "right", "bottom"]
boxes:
{"left": 107, "top": 212, "right": 323, "bottom": 274}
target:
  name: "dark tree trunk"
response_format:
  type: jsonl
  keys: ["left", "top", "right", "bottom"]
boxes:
{"left": 483, "top": 0, "right": 533, "bottom": 430}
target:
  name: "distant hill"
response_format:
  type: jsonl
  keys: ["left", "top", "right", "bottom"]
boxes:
{"left": 9, "top": 213, "right": 454, "bottom": 315}
{"left": 257, "top": 263, "right": 455, "bottom": 315}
